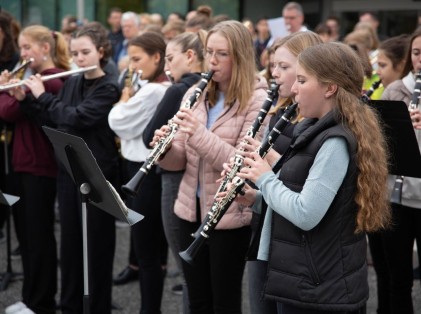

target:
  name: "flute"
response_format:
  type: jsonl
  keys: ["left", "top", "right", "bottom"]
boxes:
{"left": 179, "top": 102, "right": 298, "bottom": 264}
{"left": 0, "top": 65, "right": 98, "bottom": 91}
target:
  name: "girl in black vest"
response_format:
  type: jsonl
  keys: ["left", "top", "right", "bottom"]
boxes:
{"left": 237, "top": 42, "right": 391, "bottom": 313}
{"left": 242, "top": 31, "right": 322, "bottom": 314}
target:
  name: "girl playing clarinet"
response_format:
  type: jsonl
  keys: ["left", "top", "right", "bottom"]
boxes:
{"left": 154, "top": 20, "right": 268, "bottom": 313}
{"left": 238, "top": 42, "right": 391, "bottom": 314}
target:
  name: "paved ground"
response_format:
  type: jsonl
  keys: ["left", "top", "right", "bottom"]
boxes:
{"left": 1, "top": 218, "right": 421, "bottom": 314}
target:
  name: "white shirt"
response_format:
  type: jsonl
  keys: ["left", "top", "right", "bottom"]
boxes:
{"left": 108, "top": 81, "right": 170, "bottom": 162}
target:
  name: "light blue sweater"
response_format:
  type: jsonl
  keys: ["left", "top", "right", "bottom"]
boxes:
{"left": 252, "top": 137, "right": 350, "bottom": 261}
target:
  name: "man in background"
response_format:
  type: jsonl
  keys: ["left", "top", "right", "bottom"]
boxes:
{"left": 107, "top": 7, "right": 124, "bottom": 62}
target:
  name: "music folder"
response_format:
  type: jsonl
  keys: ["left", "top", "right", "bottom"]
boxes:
{"left": 368, "top": 100, "right": 421, "bottom": 178}
{"left": 42, "top": 126, "right": 143, "bottom": 225}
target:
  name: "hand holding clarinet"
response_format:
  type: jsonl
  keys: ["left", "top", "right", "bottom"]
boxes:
{"left": 122, "top": 70, "right": 214, "bottom": 197}
{"left": 179, "top": 102, "right": 297, "bottom": 264}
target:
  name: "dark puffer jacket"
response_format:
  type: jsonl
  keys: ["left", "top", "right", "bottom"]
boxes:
{"left": 265, "top": 111, "right": 368, "bottom": 312}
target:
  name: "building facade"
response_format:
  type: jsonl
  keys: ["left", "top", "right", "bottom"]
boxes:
{"left": 1, "top": 0, "right": 420, "bottom": 38}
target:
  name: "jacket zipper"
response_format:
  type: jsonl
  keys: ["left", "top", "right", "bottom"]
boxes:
{"left": 302, "top": 234, "right": 321, "bottom": 285}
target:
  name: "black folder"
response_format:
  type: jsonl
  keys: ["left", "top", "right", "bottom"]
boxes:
{"left": 42, "top": 126, "right": 143, "bottom": 225}
{"left": 368, "top": 100, "right": 421, "bottom": 178}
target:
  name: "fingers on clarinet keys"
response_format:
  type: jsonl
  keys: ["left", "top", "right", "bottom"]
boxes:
{"left": 239, "top": 188, "right": 246, "bottom": 195}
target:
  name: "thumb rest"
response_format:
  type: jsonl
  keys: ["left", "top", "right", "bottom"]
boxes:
{"left": 179, "top": 102, "right": 297, "bottom": 265}
{"left": 391, "top": 70, "right": 421, "bottom": 204}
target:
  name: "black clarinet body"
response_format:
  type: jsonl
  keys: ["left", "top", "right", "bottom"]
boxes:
{"left": 179, "top": 102, "right": 298, "bottom": 264}
{"left": 190, "top": 83, "right": 279, "bottom": 239}
{"left": 121, "top": 70, "right": 214, "bottom": 197}
{"left": 361, "top": 79, "right": 382, "bottom": 104}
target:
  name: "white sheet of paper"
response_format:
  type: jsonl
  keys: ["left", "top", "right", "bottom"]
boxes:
{"left": 267, "top": 17, "right": 289, "bottom": 41}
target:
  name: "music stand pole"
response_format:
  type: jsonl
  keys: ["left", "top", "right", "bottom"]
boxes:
{"left": 0, "top": 191, "right": 20, "bottom": 291}
{"left": 80, "top": 183, "right": 91, "bottom": 314}
{"left": 42, "top": 127, "right": 143, "bottom": 314}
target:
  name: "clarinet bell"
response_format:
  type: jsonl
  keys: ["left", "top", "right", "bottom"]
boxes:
{"left": 179, "top": 234, "right": 208, "bottom": 265}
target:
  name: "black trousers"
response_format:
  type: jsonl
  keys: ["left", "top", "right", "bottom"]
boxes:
{"left": 58, "top": 167, "right": 116, "bottom": 314}
{"left": 368, "top": 232, "right": 390, "bottom": 314}
{"left": 15, "top": 173, "right": 57, "bottom": 314}
{"left": 126, "top": 160, "right": 166, "bottom": 314}
{"left": 381, "top": 203, "right": 421, "bottom": 314}
{"left": 277, "top": 303, "right": 366, "bottom": 314}
{"left": 179, "top": 202, "right": 251, "bottom": 314}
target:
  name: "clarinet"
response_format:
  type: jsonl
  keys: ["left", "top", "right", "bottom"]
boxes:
{"left": 362, "top": 79, "right": 382, "bottom": 104}
{"left": 180, "top": 102, "right": 298, "bottom": 264}
{"left": 390, "top": 70, "right": 421, "bottom": 203}
{"left": 215, "top": 83, "right": 278, "bottom": 197}
{"left": 190, "top": 83, "right": 279, "bottom": 239}
{"left": 121, "top": 70, "right": 214, "bottom": 197}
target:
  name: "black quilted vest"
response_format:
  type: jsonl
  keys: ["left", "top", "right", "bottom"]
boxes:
{"left": 264, "top": 111, "right": 368, "bottom": 311}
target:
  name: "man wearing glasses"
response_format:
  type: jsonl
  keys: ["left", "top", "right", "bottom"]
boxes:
{"left": 282, "top": 2, "right": 308, "bottom": 34}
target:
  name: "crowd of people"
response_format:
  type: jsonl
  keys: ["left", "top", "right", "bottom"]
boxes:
{"left": 0, "top": 1, "right": 420, "bottom": 314}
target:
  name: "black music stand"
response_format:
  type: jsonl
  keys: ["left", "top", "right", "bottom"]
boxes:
{"left": 368, "top": 100, "right": 421, "bottom": 178}
{"left": 0, "top": 190, "right": 20, "bottom": 291}
{"left": 42, "top": 126, "right": 143, "bottom": 314}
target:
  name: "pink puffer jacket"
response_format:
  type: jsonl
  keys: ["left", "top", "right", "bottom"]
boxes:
{"left": 159, "top": 76, "right": 268, "bottom": 229}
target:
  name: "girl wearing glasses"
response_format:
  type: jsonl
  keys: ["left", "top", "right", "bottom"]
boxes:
{"left": 154, "top": 20, "right": 268, "bottom": 313}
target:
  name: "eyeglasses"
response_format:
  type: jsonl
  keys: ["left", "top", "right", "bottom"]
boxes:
{"left": 283, "top": 15, "right": 298, "bottom": 20}
{"left": 205, "top": 49, "right": 230, "bottom": 61}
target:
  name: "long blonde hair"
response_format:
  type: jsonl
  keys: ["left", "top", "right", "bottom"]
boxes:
{"left": 298, "top": 42, "right": 391, "bottom": 233}
{"left": 205, "top": 20, "right": 257, "bottom": 112}
{"left": 269, "top": 31, "right": 323, "bottom": 116}
{"left": 21, "top": 25, "right": 70, "bottom": 71}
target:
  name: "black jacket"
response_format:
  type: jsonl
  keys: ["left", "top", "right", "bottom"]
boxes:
{"left": 142, "top": 72, "right": 201, "bottom": 147}
{"left": 265, "top": 111, "right": 368, "bottom": 311}
{"left": 21, "top": 71, "right": 121, "bottom": 177}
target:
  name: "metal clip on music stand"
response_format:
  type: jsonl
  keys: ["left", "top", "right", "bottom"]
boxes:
{"left": 42, "top": 126, "right": 143, "bottom": 314}
{"left": 0, "top": 190, "right": 20, "bottom": 291}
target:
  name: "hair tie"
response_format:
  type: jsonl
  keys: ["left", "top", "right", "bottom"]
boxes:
{"left": 52, "top": 31, "right": 57, "bottom": 40}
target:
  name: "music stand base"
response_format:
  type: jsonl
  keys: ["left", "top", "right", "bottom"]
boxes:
{"left": 0, "top": 202, "right": 22, "bottom": 291}
{"left": 0, "top": 271, "right": 23, "bottom": 291}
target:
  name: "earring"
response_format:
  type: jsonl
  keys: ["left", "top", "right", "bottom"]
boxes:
{"left": 42, "top": 55, "right": 48, "bottom": 61}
